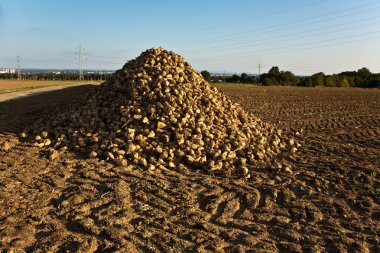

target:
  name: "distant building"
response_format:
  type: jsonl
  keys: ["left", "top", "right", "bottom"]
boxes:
{"left": 0, "top": 68, "right": 16, "bottom": 74}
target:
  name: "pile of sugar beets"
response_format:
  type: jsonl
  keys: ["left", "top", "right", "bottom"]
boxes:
{"left": 24, "top": 48, "right": 298, "bottom": 177}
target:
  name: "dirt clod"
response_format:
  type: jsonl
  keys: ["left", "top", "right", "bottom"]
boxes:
{"left": 1, "top": 141, "right": 12, "bottom": 151}
{"left": 48, "top": 149, "right": 59, "bottom": 161}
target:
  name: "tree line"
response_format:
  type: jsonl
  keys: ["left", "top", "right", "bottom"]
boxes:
{"left": 0, "top": 72, "right": 111, "bottom": 81}
{"left": 201, "top": 67, "right": 380, "bottom": 88}
{"left": 1, "top": 68, "right": 379, "bottom": 88}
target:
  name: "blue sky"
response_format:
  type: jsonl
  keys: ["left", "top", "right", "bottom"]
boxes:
{"left": 1, "top": 0, "right": 380, "bottom": 75}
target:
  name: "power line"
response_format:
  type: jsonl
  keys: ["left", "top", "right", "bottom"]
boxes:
{"left": 75, "top": 43, "right": 86, "bottom": 80}
{"left": 258, "top": 64, "right": 261, "bottom": 75}
{"left": 125, "top": 0, "right": 325, "bottom": 44}
{"left": 187, "top": 30, "right": 380, "bottom": 62}
{"left": 178, "top": 15, "right": 380, "bottom": 56}
{"left": 258, "top": 64, "right": 261, "bottom": 83}
{"left": 16, "top": 56, "right": 21, "bottom": 80}
{"left": 170, "top": 1, "right": 380, "bottom": 48}
{"left": 186, "top": 34, "right": 380, "bottom": 74}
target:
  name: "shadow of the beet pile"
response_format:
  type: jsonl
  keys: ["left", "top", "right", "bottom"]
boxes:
{"left": 0, "top": 84, "right": 95, "bottom": 134}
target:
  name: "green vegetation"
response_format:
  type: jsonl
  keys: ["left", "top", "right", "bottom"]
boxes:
{"left": 200, "top": 70, "right": 212, "bottom": 82}
{"left": 2, "top": 67, "right": 379, "bottom": 88}
{"left": 260, "top": 66, "right": 298, "bottom": 86}
{"left": 201, "top": 71, "right": 257, "bottom": 84}
{"left": 0, "top": 85, "right": 62, "bottom": 94}
{"left": 0, "top": 72, "right": 110, "bottom": 81}
{"left": 0, "top": 80, "right": 101, "bottom": 94}
{"left": 203, "top": 67, "right": 380, "bottom": 88}
{"left": 298, "top": 68, "right": 380, "bottom": 88}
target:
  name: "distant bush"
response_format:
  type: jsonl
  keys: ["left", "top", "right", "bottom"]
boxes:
{"left": 2, "top": 66, "right": 379, "bottom": 88}
{"left": 258, "top": 66, "right": 380, "bottom": 88}
{"left": 260, "top": 66, "right": 299, "bottom": 86}
{"left": 201, "top": 70, "right": 212, "bottom": 82}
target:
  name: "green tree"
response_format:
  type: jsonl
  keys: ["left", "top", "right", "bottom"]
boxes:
{"left": 357, "top": 67, "right": 371, "bottom": 79}
{"left": 263, "top": 77, "right": 277, "bottom": 86}
{"left": 240, "top": 73, "right": 249, "bottom": 83}
{"left": 337, "top": 77, "right": 350, "bottom": 87}
{"left": 280, "top": 71, "right": 298, "bottom": 85}
{"left": 201, "top": 70, "right": 212, "bottom": 82}
{"left": 300, "top": 77, "right": 313, "bottom": 87}
{"left": 365, "top": 74, "right": 380, "bottom": 88}
{"left": 230, "top": 74, "right": 240, "bottom": 83}
{"left": 324, "top": 75, "right": 335, "bottom": 87}
{"left": 268, "top": 66, "right": 280, "bottom": 76}
{"left": 311, "top": 72, "right": 325, "bottom": 87}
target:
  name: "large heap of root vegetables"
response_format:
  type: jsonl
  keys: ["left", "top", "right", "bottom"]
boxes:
{"left": 27, "top": 48, "right": 297, "bottom": 176}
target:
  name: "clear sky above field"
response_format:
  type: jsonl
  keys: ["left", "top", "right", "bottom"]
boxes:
{"left": 0, "top": 0, "right": 380, "bottom": 75}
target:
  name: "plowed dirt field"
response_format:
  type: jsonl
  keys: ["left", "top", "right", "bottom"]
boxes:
{"left": 0, "top": 85, "right": 379, "bottom": 252}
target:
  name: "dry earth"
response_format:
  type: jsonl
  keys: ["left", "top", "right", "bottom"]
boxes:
{"left": 0, "top": 85, "right": 379, "bottom": 252}
{"left": 0, "top": 83, "right": 95, "bottom": 103}
{"left": 0, "top": 80, "right": 97, "bottom": 92}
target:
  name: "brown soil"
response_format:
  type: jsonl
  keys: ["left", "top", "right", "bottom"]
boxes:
{"left": 0, "top": 85, "right": 379, "bottom": 252}
{"left": 0, "top": 83, "right": 95, "bottom": 103}
{"left": 0, "top": 80, "right": 95, "bottom": 90}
